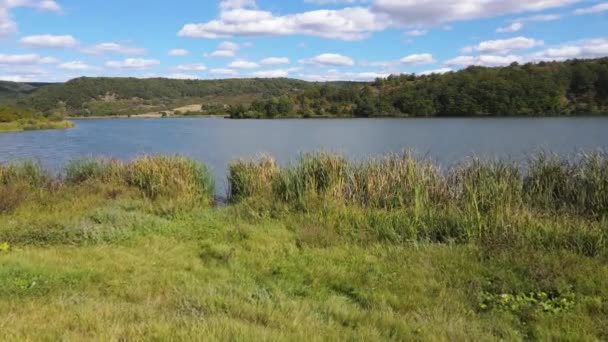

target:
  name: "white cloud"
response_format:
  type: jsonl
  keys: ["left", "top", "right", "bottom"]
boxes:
{"left": 106, "top": 58, "right": 160, "bottom": 70}
{"left": 0, "top": 53, "right": 58, "bottom": 65}
{"left": 300, "top": 53, "right": 355, "bottom": 66}
{"left": 166, "top": 73, "right": 200, "bottom": 80}
{"left": 168, "top": 49, "right": 189, "bottom": 56}
{"left": 574, "top": 3, "right": 608, "bottom": 15}
{"left": 530, "top": 38, "right": 608, "bottom": 61}
{"left": 58, "top": 61, "right": 99, "bottom": 70}
{"left": 229, "top": 59, "right": 259, "bottom": 69}
{"left": 299, "top": 69, "right": 390, "bottom": 82}
{"left": 37, "top": 0, "right": 61, "bottom": 12}
{"left": 372, "top": 0, "right": 581, "bottom": 26}
{"left": 420, "top": 67, "right": 452, "bottom": 75}
{"left": 404, "top": 29, "right": 427, "bottom": 36}
{"left": 250, "top": 69, "right": 290, "bottom": 78}
{"left": 219, "top": 0, "right": 256, "bottom": 10}
{"left": 462, "top": 37, "right": 543, "bottom": 54}
{"left": 178, "top": 6, "right": 387, "bottom": 41}
{"left": 512, "top": 14, "right": 562, "bottom": 22}
{"left": 400, "top": 53, "right": 435, "bottom": 65}
{"left": 174, "top": 63, "right": 207, "bottom": 72}
{"left": 260, "top": 57, "right": 290, "bottom": 66}
{"left": 205, "top": 41, "right": 240, "bottom": 58}
{"left": 444, "top": 37, "right": 608, "bottom": 68}
{"left": 209, "top": 68, "right": 237, "bottom": 75}
{"left": 207, "top": 49, "right": 235, "bottom": 58}
{"left": 496, "top": 22, "right": 523, "bottom": 33}
{"left": 444, "top": 55, "right": 524, "bottom": 67}
{"left": 20, "top": 34, "right": 78, "bottom": 48}
{"left": 82, "top": 42, "right": 146, "bottom": 55}
{"left": 218, "top": 41, "right": 240, "bottom": 50}
{"left": 0, "top": 74, "right": 39, "bottom": 82}
{"left": 0, "top": 0, "right": 61, "bottom": 36}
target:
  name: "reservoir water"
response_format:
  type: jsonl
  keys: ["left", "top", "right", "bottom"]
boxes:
{"left": 1, "top": 117, "right": 607, "bottom": 195}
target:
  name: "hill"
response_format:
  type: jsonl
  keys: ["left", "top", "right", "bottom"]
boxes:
{"left": 18, "top": 77, "right": 317, "bottom": 117}
{"left": 229, "top": 58, "right": 608, "bottom": 118}
{"left": 0, "top": 81, "right": 53, "bottom": 101}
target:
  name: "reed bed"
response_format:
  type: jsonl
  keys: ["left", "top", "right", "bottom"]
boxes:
{"left": 228, "top": 151, "right": 608, "bottom": 217}
{"left": 228, "top": 151, "right": 608, "bottom": 256}
{"left": 65, "top": 155, "right": 215, "bottom": 204}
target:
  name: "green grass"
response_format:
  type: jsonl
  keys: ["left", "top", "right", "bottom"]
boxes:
{"left": 0, "top": 119, "right": 74, "bottom": 133}
{"left": 0, "top": 153, "right": 607, "bottom": 340}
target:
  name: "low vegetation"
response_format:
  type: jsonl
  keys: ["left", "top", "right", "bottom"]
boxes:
{"left": 0, "top": 104, "right": 74, "bottom": 133}
{"left": 0, "top": 152, "right": 606, "bottom": 340}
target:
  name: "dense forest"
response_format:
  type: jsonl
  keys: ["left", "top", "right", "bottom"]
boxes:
{"left": 229, "top": 58, "right": 608, "bottom": 118}
{"left": 14, "top": 77, "right": 315, "bottom": 117}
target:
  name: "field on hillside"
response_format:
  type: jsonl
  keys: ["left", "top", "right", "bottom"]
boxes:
{"left": 0, "top": 153, "right": 606, "bottom": 340}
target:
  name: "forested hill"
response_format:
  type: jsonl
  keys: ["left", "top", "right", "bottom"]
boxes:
{"left": 18, "top": 77, "right": 317, "bottom": 117}
{"left": 6, "top": 57, "right": 608, "bottom": 118}
{"left": 230, "top": 58, "right": 608, "bottom": 118}
{"left": 0, "top": 81, "right": 53, "bottom": 101}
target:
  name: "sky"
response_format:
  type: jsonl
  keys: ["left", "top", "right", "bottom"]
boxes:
{"left": 0, "top": 0, "right": 607, "bottom": 83}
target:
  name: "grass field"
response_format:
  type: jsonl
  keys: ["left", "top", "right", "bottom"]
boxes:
{"left": 0, "top": 154, "right": 606, "bottom": 340}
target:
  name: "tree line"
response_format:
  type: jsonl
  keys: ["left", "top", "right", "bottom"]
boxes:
{"left": 229, "top": 58, "right": 608, "bottom": 118}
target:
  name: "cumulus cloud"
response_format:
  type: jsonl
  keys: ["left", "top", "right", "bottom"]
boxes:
{"left": 400, "top": 53, "right": 435, "bottom": 65}
{"left": 106, "top": 58, "right": 160, "bottom": 70}
{"left": 445, "top": 55, "right": 524, "bottom": 67}
{"left": 260, "top": 57, "right": 290, "bottom": 66}
{"left": 178, "top": 6, "right": 387, "bottom": 41}
{"left": 207, "top": 49, "right": 235, "bottom": 58}
{"left": 178, "top": 0, "right": 582, "bottom": 41}
{"left": 250, "top": 69, "right": 290, "bottom": 78}
{"left": 206, "top": 41, "right": 240, "bottom": 58}
{"left": 461, "top": 37, "right": 543, "bottom": 54}
{"left": 372, "top": 0, "right": 580, "bottom": 26}
{"left": 574, "top": 2, "right": 608, "bottom": 15}
{"left": 496, "top": 22, "right": 523, "bottom": 33}
{"left": 530, "top": 38, "right": 608, "bottom": 61}
{"left": 219, "top": 0, "right": 256, "bottom": 10}
{"left": 0, "top": 0, "right": 61, "bottom": 36}
{"left": 443, "top": 37, "right": 608, "bottom": 68}
{"left": 165, "top": 73, "right": 200, "bottom": 80}
{"left": 299, "top": 69, "right": 391, "bottom": 82}
{"left": 229, "top": 59, "right": 260, "bottom": 69}
{"left": 209, "top": 68, "right": 237, "bottom": 76}
{"left": 58, "top": 61, "right": 99, "bottom": 70}
{"left": 174, "top": 63, "right": 207, "bottom": 72}
{"left": 0, "top": 53, "right": 59, "bottom": 65}
{"left": 82, "top": 42, "right": 146, "bottom": 55}
{"left": 404, "top": 29, "right": 427, "bottom": 37}
{"left": 420, "top": 67, "right": 452, "bottom": 75}
{"left": 20, "top": 34, "right": 78, "bottom": 48}
{"left": 168, "top": 49, "right": 189, "bottom": 56}
{"left": 300, "top": 53, "right": 355, "bottom": 66}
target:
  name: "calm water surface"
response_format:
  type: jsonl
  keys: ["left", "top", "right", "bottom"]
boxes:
{"left": 1, "top": 117, "right": 607, "bottom": 194}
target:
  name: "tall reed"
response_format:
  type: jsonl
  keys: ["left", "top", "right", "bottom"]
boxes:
{"left": 64, "top": 155, "right": 214, "bottom": 204}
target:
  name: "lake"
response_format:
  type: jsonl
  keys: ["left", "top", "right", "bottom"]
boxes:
{"left": 1, "top": 117, "right": 608, "bottom": 195}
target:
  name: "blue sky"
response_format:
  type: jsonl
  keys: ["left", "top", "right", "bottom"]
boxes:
{"left": 0, "top": 0, "right": 607, "bottom": 82}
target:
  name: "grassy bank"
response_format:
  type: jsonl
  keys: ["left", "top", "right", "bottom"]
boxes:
{"left": 1, "top": 153, "right": 607, "bottom": 340}
{"left": 0, "top": 105, "right": 74, "bottom": 133}
{"left": 0, "top": 119, "right": 74, "bottom": 133}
